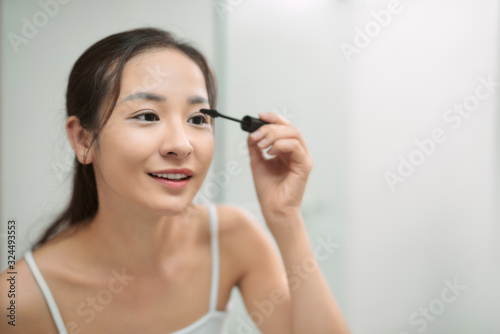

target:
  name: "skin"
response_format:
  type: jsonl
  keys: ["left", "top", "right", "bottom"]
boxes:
{"left": 0, "top": 48, "right": 351, "bottom": 333}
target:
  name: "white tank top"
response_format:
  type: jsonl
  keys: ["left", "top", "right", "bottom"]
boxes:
{"left": 24, "top": 203, "right": 233, "bottom": 333}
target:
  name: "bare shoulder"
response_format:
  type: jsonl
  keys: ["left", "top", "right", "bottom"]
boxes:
{"left": 216, "top": 204, "right": 292, "bottom": 332}
{"left": 215, "top": 204, "right": 283, "bottom": 285}
{"left": 216, "top": 204, "right": 258, "bottom": 234}
{"left": 0, "top": 255, "right": 55, "bottom": 333}
{"left": 216, "top": 204, "right": 272, "bottom": 250}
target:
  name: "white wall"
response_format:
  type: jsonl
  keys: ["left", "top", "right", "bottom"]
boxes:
{"left": 345, "top": 0, "right": 499, "bottom": 333}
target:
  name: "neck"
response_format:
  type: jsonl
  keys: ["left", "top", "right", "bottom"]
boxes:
{"left": 76, "top": 197, "right": 205, "bottom": 277}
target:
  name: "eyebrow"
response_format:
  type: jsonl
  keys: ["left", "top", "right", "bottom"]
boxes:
{"left": 120, "top": 92, "right": 209, "bottom": 105}
{"left": 187, "top": 96, "right": 209, "bottom": 105}
{"left": 120, "top": 92, "right": 165, "bottom": 103}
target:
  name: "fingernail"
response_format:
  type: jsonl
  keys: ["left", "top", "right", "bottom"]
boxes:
{"left": 250, "top": 130, "right": 262, "bottom": 140}
{"left": 260, "top": 112, "right": 270, "bottom": 118}
{"left": 257, "top": 138, "right": 269, "bottom": 148}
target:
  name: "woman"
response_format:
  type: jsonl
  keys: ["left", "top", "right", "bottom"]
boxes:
{"left": 0, "top": 28, "right": 350, "bottom": 334}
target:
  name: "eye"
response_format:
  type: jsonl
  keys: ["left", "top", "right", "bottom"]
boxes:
{"left": 188, "top": 114, "right": 209, "bottom": 126}
{"left": 134, "top": 110, "right": 159, "bottom": 122}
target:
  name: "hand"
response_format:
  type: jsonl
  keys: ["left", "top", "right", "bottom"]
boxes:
{"left": 247, "top": 112, "right": 313, "bottom": 224}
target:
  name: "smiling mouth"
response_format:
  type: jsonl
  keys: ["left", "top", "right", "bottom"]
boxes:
{"left": 147, "top": 173, "right": 192, "bottom": 181}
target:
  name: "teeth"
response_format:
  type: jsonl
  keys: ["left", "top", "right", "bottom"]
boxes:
{"left": 151, "top": 173, "right": 189, "bottom": 180}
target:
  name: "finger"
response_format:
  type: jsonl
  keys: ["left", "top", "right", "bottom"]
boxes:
{"left": 258, "top": 112, "right": 291, "bottom": 126}
{"left": 250, "top": 124, "right": 309, "bottom": 155}
{"left": 267, "top": 138, "right": 313, "bottom": 169}
{"left": 247, "top": 134, "right": 266, "bottom": 165}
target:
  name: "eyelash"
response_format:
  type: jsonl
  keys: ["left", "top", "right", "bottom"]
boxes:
{"left": 133, "top": 110, "right": 209, "bottom": 126}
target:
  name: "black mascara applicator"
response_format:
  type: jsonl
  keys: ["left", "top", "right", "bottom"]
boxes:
{"left": 199, "top": 109, "right": 269, "bottom": 132}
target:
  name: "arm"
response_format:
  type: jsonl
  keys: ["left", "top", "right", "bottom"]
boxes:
{"left": 236, "top": 207, "right": 350, "bottom": 334}
{"left": 243, "top": 111, "right": 351, "bottom": 333}
{"left": 235, "top": 208, "right": 292, "bottom": 334}
{"left": 267, "top": 213, "right": 350, "bottom": 334}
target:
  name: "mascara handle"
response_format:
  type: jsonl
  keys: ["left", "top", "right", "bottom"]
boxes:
{"left": 241, "top": 116, "right": 270, "bottom": 132}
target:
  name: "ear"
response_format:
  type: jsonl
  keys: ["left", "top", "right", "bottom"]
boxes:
{"left": 66, "top": 115, "right": 95, "bottom": 165}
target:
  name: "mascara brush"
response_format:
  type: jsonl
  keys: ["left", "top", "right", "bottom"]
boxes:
{"left": 199, "top": 109, "right": 269, "bottom": 133}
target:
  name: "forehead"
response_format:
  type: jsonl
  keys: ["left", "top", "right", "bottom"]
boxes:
{"left": 120, "top": 48, "right": 207, "bottom": 96}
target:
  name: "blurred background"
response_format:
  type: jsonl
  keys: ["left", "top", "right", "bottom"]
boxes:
{"left": 1, "top": 0, "right": 499, "bottom": 333}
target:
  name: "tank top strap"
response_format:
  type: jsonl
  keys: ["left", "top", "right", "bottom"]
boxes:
{"left": 24, "top": 250, "right": 68, "bottom": 334}
{"left": 206, "top": 203, "right": 220, "bottom": 312}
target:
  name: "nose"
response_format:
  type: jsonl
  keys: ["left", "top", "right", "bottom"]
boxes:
{"left": 159, "top": 119, "right": 193, "bottom": 159}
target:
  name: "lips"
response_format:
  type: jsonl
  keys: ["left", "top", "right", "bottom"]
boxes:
{"left": 148, "top": 173, "right": 191, "bottom": 181}
{"left": 150, "top": 168, "right": 193, "bottom": 176}
{"left": 148, "top": 173, "right": 192, "bottom": 189}
{"left": 147, "top": 168, "right": 194, "bottom": 189}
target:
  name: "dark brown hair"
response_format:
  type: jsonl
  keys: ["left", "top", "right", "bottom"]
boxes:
{"left": 32, "top": 27, "right": 217, "bottom": 251}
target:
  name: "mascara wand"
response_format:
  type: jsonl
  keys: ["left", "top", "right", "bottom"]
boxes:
{"left": 200, "top": 109, "right": 269, "bottom": 132}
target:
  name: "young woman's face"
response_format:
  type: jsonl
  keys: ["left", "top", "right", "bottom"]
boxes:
{"left": 91, "top": 48, "right": 214, "bottom": 215}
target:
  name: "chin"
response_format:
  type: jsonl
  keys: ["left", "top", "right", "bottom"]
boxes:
{"left": 151, "top": 199, "right": 195, "bottom": 216}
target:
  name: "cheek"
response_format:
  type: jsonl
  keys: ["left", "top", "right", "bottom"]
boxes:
{"left": 196, "top": 132, "right": 215, "bottom": 159}
{"left": 99, "top": 128, "right": 153, "bottom": 171}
